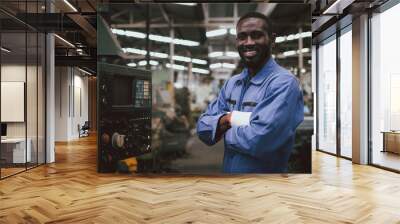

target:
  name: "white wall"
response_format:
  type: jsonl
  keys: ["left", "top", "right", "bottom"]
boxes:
{"left": 55, "top": 67, "right": 89, "bottom": 141}
{"left": 1, "top": 64, "right": 46, "bottom": 163}
{"left": 55, "top": 67, "right": 69, "bottom": 141}
{"left": 1, "top": 65, "right": 41, "bottom": 138}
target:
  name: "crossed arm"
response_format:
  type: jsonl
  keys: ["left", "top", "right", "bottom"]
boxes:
{"left": 196, "top": 76, "right": 304, "bottom": 160}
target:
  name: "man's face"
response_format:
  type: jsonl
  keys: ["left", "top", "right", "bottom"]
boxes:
{"left": 236, "top": 18, "right": 272, "bottom": 68}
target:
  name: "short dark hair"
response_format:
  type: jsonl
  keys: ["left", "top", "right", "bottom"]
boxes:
{"left": 237, "top": 12, "right": 273, "bottom": 38}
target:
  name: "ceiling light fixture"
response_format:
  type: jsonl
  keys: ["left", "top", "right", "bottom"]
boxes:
{"left": 174, "top": 3, "right": 197, "bottom": 6}
{"left": 172, "top": 55, "right": 191, "bottom": 63}
{"left": 209, "top": 63, "right": 222, "bottom": 69}
{"left": 172, "top": 38, "right": 199, "bottom": 47}
{"left": 206, "top": 29, "right": 227, "bottom": 38}
{"left": 192, "top": 68, "right": 210, "bottom": 74}
{"left": 122, "top": 47, "right": 206, "bottom": 65}
{"left": 112, "top": 28, "right": 199, "bottom": 47}
{"left": 208, "top": 51, "right": 239, "bottom": 58}
{"left": 78, "top": 67, "right": 92, "bottom": 76}
{"left": 138, "top": 60, "right": 159, "bottom": 66}
{"left": 191, "top": 58, "right": 207, "bottom": 65}
{"left": 208, "top": 52, "right": 224, "bottom": 58}
{"left": 127, "top": 63, "right": 137, "bottom": 67}
{"left": 222, "top": 63, "right": 236, "bottom": 69}
{"left": 166, "top": 63, "right": 210, "bottom": 74}
{"left": 151, "top": 52, "right": 169, "bottom": 58}
{"left": 225, "top": 51, "right": 239, "bottom": 58}
{"left": 54, "top": 34, "right": 75, "bottom": 48}
{"left": 278, "top": 48, "right": 310, "bottom": 58}
{"left": 283, "top": 50, "right": 297, "bottom": 57}
{"left": 166, "top": 63, "right": 186, "bottom": 71}
{"left": 322, "top": 0, "right": 344, "bottom": 15}
{"left": 209, "top": 62, "right": 236, "bottom": 70}
{"left": 63, "top": 0, "right": 78, "bottom": 12}
{"left": 275, "top": 31, "right": 312, "bottom": 43}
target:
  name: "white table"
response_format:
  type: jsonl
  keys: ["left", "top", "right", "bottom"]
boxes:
{"left": 1, "top": 138, "right": 31, "bottom": 163}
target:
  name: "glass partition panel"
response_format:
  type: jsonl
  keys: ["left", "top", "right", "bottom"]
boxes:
{"left": 1, "top": 30, "right": 28, "bottom": 177}
{"left": 371, "top": 3, "right": 400, "bottom": 171}
{"left": 339, "top": 27, "right": 352, "bottom": 158}
{"left": 27, "top": 31, "right": 38, "bottom": 169}
{"left": 317, "top": 35, "right": 337, "bottom": 154}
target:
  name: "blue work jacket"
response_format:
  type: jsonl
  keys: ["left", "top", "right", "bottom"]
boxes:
{"left": 196, "top": 58, "right": 304, "bottom": 173}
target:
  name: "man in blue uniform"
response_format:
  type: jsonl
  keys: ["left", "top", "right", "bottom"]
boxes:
{"left": 196, "top": 12, "right": 304, "bottom": 173}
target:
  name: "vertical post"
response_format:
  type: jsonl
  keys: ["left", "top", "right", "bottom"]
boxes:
{"left": 36, "top": 0, "right": 39, "bottom": 166}
{"left": 145, "top": 3, "right": 150, "bottom": 70}
{"left": 298, "top": 27, "right": 304, "bottom": 77}
{"left": 352, "top": 14, "right": 369, "bottom": 164}
{"left": 187, "top": 61, "right": 192, "bottom": 88}
{"left": 46, "top": 0, "right": 55, "bottom": 163}
{"left": 25, "top": 1, "right": 28, "bottom": 170}
{"left": 312, "top": 44, "right": 317, "bottom": 151}
{"left": 169, "top": 19, "right": 175, "bottom": 107}
{"left": 234, "top": 3, "right": 238, "bottom": 24}
{"left": 336, "top": 28, "right": 341, "bottom": 157}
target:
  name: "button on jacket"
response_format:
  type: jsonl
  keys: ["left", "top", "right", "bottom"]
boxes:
{"left": 197, "top": 58, "right": 304, "bottom": 173}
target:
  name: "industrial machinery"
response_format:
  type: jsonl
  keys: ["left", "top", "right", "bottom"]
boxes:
{"left": 97, "top": 62, "right": 152, "bottom": 173}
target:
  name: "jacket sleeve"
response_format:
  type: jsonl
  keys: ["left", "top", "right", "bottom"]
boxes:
{"left": 225, "top": 76, "right": 304, "bottom": 159}
{"left": 196, "top": 81, "right": 230, "bottom": 146}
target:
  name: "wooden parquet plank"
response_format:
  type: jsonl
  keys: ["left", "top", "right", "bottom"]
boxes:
{"left": 1, "top": 134, "right": 400, "bottom": 223}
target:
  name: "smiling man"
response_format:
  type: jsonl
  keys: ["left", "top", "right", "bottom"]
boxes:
{"left": 196, "top": 12, "right": 304, "bottom": 173}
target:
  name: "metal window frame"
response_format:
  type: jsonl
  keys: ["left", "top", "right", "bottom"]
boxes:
{"left": 315, "top": 15, "right": 353, "bottom": 161}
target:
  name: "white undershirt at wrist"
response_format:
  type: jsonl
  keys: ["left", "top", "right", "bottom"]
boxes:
{"left": 230, "top": 110, "right": 251, "bottom": 126}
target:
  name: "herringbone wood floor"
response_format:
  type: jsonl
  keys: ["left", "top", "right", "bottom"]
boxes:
{"left": 1, "top": 134, "right": 400, "bottom": 224}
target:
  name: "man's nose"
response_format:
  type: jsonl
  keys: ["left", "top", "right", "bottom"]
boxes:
{"left": 243, "top": 36, "right": 255, "bottom": 45}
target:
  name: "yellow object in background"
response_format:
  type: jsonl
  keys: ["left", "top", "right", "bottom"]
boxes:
{"left": 117, "top": 157, "right": 138, "bottom": 173}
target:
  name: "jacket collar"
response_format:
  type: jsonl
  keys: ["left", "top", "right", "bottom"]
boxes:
{"left": 237, "top": 58, "right": 277, "bottom": 85}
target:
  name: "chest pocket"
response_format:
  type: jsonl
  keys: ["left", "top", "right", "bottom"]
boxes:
{"left": 241, "top": 84, "right": 266, "bottom": 112}
{"left": 242, "top": 101, "right": 258, "bottom": 112}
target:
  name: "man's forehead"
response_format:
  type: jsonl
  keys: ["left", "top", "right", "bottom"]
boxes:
{"left": 237, "top": 18, "right": 266, "bottom": 31}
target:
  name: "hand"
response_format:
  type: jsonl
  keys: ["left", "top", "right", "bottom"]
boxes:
{"left": 218, "top": 113, "right": 232, "bottom": 128}
{"left": 215, "top": 113, "right": 232, "bottom": 142}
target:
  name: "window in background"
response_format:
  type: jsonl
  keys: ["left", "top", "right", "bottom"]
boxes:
{"left": 317, "top": 35, "right": 337, "bottom": 154}
{"left": 371, "top": 2, "right": 400, "bottom": 171}
{"left": 339, "top": 26, "right": 352, "bottom": 158}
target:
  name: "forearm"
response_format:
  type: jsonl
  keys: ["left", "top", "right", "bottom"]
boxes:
{"left": 215, "top": 114, "right": 231, "bottom": 142}
{"left": 197, "top": 113, "right": 226, "bottom": 145}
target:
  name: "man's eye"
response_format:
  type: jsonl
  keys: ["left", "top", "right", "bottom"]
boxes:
{"left": 237, "top": 34, "right": 247, "bottom": 40}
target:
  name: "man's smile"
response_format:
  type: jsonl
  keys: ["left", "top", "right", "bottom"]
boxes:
{"left": 243, "top": 50, "right": 257, "bottom": 57}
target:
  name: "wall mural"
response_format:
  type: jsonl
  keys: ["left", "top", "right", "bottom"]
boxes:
{"left": 98, "top": 3, "right": 312, "bottom": 174}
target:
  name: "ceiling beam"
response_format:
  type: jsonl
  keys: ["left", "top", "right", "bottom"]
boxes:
{"left": 111, "top": 22, "right": 236, "bottom": 29}
{"left": 159, "top": 5, "right": 170, "bottom": 23}
{"left": 110, "top": 9, "right": 129, "bottom": 20}
{"left": 111, "top": 21, "right": 310, "bottom": 29}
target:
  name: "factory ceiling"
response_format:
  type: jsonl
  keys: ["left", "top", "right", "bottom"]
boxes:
{"left": 0, "top": 0, "right": 315, "bottom": 77}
